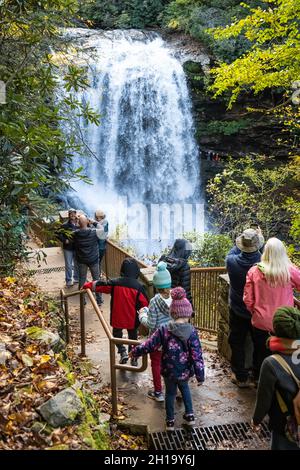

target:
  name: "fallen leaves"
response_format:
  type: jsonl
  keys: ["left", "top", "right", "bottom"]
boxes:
{"left": 0, "top": 275, "right": 147, "bottom": 450}
{"left": 21, "top": 354, "right": 34, "bottom": 367}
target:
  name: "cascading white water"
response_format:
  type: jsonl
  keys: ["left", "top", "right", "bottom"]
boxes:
{"left": 64, "top": 29, "right": 202, "bottom": 254}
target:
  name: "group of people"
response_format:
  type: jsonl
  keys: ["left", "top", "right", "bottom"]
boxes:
{"left": 58, "top": 211, "right": 300, "bottom": 449}
{"left": 82, "top": 238, "right": 200, "bottom": 432}
{"left": 57, "top": 208, "right": 109, "bottom": 305}
{"left": 226, "top": 227, "right": 300, "bottom": 449}
{"left": 202, "top": 150, "right": 222, "bottom": 162}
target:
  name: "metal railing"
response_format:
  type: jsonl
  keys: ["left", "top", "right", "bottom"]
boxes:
{"left": 191, "top": 267, "right": 227, "bottom": 332}
{"left": 60, "top": 288, "right": 147, "bottom": 417}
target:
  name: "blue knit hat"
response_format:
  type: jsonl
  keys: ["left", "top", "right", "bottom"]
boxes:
{"left": 153, "top": 262, "right": 171, "bottom": 289}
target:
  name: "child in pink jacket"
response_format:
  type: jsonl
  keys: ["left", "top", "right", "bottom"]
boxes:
{"left": 243, "top": 238, "right": 300, "bottom": 380}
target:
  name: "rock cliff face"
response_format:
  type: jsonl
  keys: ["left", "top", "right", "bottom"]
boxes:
{"left": 217, "top": 274, "right": 253, "bottom": 368}
{"left": 161, "top": 31, "right": 287, "bottom": 160}
{"left": 65, "top": 28, "right": 286, "bottom": 161}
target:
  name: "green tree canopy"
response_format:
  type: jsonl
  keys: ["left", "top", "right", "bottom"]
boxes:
{"left": 0, "top": 0, "right": 99, "bottom": 273}
{"left": 208, "top": 0, "right": 300, "bottom": 106}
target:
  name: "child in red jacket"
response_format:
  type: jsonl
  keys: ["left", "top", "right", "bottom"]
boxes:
{"left": 83, "top": 258, "right": 148, "bottom": 365}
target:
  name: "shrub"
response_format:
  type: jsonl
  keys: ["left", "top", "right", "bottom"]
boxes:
{"left": 184, "top": 231, "right": 232, "bottom": 267}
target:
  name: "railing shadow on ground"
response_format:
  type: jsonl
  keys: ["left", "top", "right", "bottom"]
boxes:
{"left": 60, "top": 288, "right": 147, "bottom": 417}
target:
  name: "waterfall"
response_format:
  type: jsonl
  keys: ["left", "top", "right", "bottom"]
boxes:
{"left": 63, "top": 29, "right": 202, "bottom": 254}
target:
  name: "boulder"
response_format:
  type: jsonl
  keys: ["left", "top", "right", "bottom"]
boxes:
{"left": 38, "top": 387, "right": 83, "bottom": 428}
{"left": 26, "top": 327, "right": 65, "bottom": 352}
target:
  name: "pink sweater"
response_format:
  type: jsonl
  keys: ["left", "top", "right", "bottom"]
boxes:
{"left": 243, "top": 265, "right": 300, "bottom": 332}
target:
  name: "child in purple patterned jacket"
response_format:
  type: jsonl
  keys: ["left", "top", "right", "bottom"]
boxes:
{"left": 130, "top": 287, "right": 205, "bottom": 431}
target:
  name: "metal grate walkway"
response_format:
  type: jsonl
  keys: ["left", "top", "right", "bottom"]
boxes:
{"left": 29, "top": 266, "right": 65, "bottom": 275}
{"left": 149, "top": 421, "right": 270, "bottom": 450}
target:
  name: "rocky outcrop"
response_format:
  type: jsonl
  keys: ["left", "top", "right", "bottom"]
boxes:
{"left": 182, "top": 58, "right": 287, "bottom": 159}
{"left": 217, "top": 275, "right": 231, "bottom": 361}
{"left": 217, "top": 274, "right": 253, "bottom": 369}
{"left": 38, "top": 387, "right": 83, "bottom": 428}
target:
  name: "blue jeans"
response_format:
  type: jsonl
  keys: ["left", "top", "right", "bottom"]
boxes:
{"left": 99, "top": 249, "right": 106, "bottom": 273}
{"left": 63, "top": 249, "right": 78, "bottom": 284}
{"left": 78, "top": 261, "right": 102, "bottom": 304}
{"left": 164, "top": 377, "right": 193, "bottom": 421}
{"left": 271, "top": 431, "right": 300, "bottom": 450}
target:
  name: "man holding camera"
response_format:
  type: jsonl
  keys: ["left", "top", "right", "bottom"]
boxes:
{"left": 57, "top": 208, "right": 79, "bottom": 287}
{"left": 73, "top": 214, "right": 105, "bottom": 305}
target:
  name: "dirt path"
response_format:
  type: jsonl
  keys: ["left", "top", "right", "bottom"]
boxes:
{"left": 27, "top": 247, "right": 257, "bottom": 433}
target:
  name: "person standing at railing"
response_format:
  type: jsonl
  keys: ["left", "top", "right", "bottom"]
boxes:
{"left": 226, "top": 228, "right": 264, "bottom": 388}
{"left": 244, "top": 238, "right": 300, "bottom": 381}
{"left": 73, "top": 215, "right": 105, "bottom": 306}
{"left": 56, "top": 208, "right": 79, "bottom": 288}
{"left": 82, "top": 258, "right": 148, "bottom": 366}
{"left": 159, "top": 238, "right": 193, "bottom": 311}
{"left": 94, "top": 209, "right": 109, "bottom": 274}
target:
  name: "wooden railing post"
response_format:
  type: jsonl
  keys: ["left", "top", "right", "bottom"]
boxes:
{"left": 79, "top": 291, "right": 86, "bottom": 357}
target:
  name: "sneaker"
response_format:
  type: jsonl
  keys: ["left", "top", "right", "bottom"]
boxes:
{"left": 119, "top": 351, "right": 129, "bottom": 364}
{"left": 66, "top": 281, "right": 74, "bottom": 287}
{"left": 231, "top": 373, "right": 251, "bottom": 389}
{"left": 147, "top": 390, "right": 164, "bottom": 402}
{"left": 183, "top": 413, "right": 195, "bottom": 426}
{"left": 166, "top": 420, "right": 175, "bottom": 432}
{"left": 130, "top": 357, "right": 138, "bottom": 367}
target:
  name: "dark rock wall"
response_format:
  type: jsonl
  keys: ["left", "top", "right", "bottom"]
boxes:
{"left": 182, "top": 59, "right": 287, "bottom": 159}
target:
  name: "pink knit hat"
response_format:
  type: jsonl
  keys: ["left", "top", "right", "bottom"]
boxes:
{"left": 170, "top": 287, "right": 193, "bottom": 319}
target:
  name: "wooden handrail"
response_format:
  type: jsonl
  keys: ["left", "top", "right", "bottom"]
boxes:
{"left": 106, "top": 239, "right": 148, "bottom": 268}
{"left": 190, "top": 266, "right": 226, "bottom": 272}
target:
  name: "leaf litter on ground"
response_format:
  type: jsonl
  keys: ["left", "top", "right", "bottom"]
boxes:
{"left": 0, "top": 276, "right": 146, "bottom": 450}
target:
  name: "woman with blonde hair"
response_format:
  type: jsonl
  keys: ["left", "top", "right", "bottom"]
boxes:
{"left": 243, "top": 237, "right": 300, "bottom": 380}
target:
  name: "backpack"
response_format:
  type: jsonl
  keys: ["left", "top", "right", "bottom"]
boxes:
{"left": 272, "top": 354, "right": 300, "bottom": 447}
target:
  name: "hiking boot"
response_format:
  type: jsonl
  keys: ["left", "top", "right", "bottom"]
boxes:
{"left": 119, "top": 351, "right": 129, "bottom": 364}
{"left": 231, "top": 373, "right": 251, "bottom": 389}
{"left": 166, "top": 420, "right": 175, "bottom": 432}
{"left": 130, "top": 357, "right": 138, "bottom": 367}
{"left": 147, "top": 390, "right": 164, "bottom": 402}
{"left": 183, "top": 413, "right": 195, "bottom": 426}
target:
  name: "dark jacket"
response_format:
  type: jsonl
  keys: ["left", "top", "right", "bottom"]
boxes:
{"left": 226, "top": 246, "right": 261, "bottom": 318}
{"left": 73, "top": 228, "right": 100, "bottom": 265}
{"left": 132, "top": 321, "right": 205, "bottom": 382}
{"left": 56, "top": 221, "right": 78, "bottom": 251}
{"left": 160, "top": 239, "right": 193, "bottom": 307}
{"left": 253, "top": 354, "right": 300, "bottom": 434}
{"left": 85, "top": 258, "right": 149, "bottom": 329}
